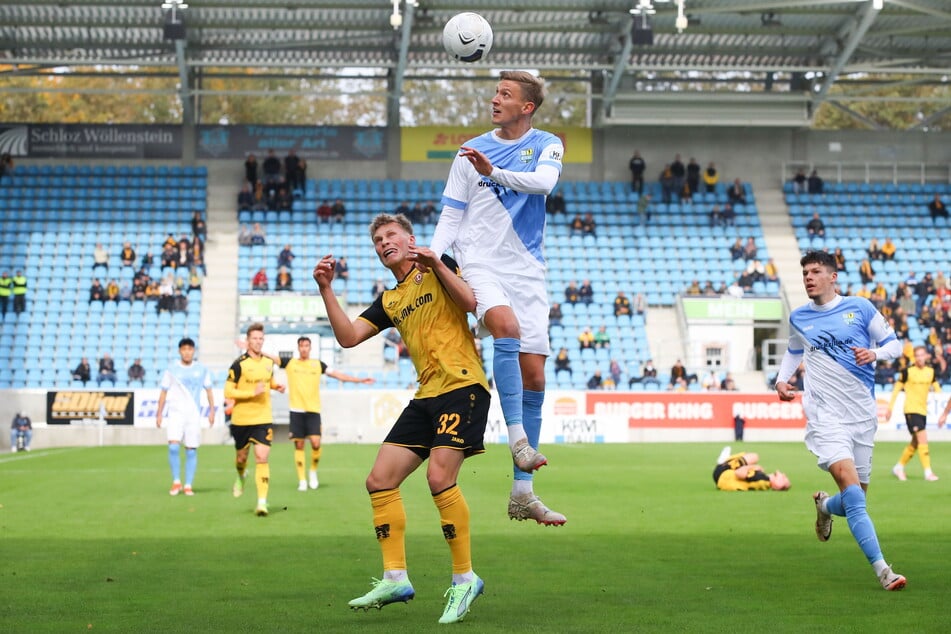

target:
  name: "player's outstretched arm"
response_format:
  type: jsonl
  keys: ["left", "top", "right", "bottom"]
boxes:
{"left": 313, "top": 255, "right": 377, "bottom": 348}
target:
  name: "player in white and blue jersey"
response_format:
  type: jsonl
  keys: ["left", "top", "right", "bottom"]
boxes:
{"left": 428, "top": 70, "right": 566, "bottom": 526}
{"left": 156, "top": 337, "right": 215, "bottom": 496}
{"left": 775, "top": 250, "right": 906, "bottom": 590}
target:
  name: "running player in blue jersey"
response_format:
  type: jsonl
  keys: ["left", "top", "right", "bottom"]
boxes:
{"left": 429, "top": 70, "right": 566, "bottom": 525}
{"left": 775, "top": 250, "right": 906, "bottom": 590}
{"left": 156, "top": 337, "right": 215, "bottom": 496}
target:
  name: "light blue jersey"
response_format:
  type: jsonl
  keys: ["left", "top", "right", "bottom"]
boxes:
{"left": 441, "top": 128, "right": 563, "bottom": 271}
{"left": 786, "top": 295, "right": 897, "bottom": 424}
{"left": 160, "top": 361, "right": 212, "bottom": 419}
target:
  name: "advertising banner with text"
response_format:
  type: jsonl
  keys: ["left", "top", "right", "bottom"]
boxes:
{"left": 586, "top": 392, "right": 807, "bottom": 429}
{"left": 1, "top": 124, "right": 182, "bottom": 159}
{"left": 196, "top": 125, "right": 386, "bottom": 160}
{"left": 46, "top": 391, "right": 136, "bottom": 426}
{"left": 401, "top": 126, "right": 593, "bottom": 163}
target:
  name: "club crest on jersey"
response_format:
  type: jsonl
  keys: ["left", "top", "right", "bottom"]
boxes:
{"left": 842, "top": 311, "right": 856, "bottom": 326}
{"left": 520, "top": 148, "right": 534, "bottom": 163}
{"left": 549, "top": 149, "right": 562, "bottom": 161}
{"left": 414, "top": 271, "right": 424, "bottom": 285}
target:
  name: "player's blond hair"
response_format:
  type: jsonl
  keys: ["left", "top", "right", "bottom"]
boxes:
{"left": 246, "top": 322, "right": 264, "bottom": 337}
{"left": 500, "top": 70, "right": 546, "bottom": 111}
{"left": 369, "top": 213, "right": 413, "bottom": 238}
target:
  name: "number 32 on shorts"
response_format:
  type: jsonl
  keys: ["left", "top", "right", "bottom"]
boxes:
{"left": 436, "top": 413, "right": 460, "bottom": 435}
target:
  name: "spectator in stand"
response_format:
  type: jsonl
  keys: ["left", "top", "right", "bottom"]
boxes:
{"left": 593, "top": 325, "right": 611, "bottom": 349}
{"left": 737, "top": 268, "right": 756, "bottom": 293}
{"left": 244, "top": 153, "right": 258, "bottom": 185}
{"left": 252, "top": 268, "right": 269, "bottom": 291}
{"left": 765, "top": 258, "right": 779, "bottom": 282}
{"left": 928, "top": 193, "right": 948, "bottom": 224}
{"left": 554, "top": 347, "right": 572, "bottom": 377}
{"left": 188, "top": 267, "right": 203, "bottom": 291}
{"left": 128, "top": 358, "right": 146, "bottom": 386}
{"left": 394, "top": 201, "right": 411, "bottom": 218}
{"left": 609, "top": 359, "right": 623, "bottom": 386}
{"left": 727, "top": 178, "right": 747, "bottom": 205}
{"left": 72, "top": 357, "right": 91, "bottom": 386}
{"left": 97, "top": 353, "right": 117, "bottom": 387}
{"left": 190, "top": 241, "right": 205, "bottom": 275}
{"left": 420, "top": 201, "right": 437, "bottom": 224}
{"left": 92, "top": 243, "right": 109, "bottom": 271}
{"left": 702, "top": 281, "right": 718, "bottom": 296}
{"left": 578, "top": 279, "right": 594, "bottom": 305}
{"left": 331, "top": 199, "right": 347, "bottom": 222}
{"left": 250, "top": 222, "right": 266, "bottom": 246}
{"left": 262, "top": 149, "right": 282, "bottom": 187}
{"left": 176, "top": 238, "right": 191, "bottom": 270}
{"left": 874, "top": 360, "right": 896, "bottom": 388}
{"left": 89, "top": 278, "right": 106, "bottom": 304}
{"left": 721, "top": 202, "right": 735, "bottom": 227}
{"left": 578, "top": 326, "right": 595, "bottom": 351}
{"left": 252, "top": 181, "right": 266, "bottom": 211}
{"left": 276, "top": 186, "right": 294, "bottom": 212}
{"left": 569, "top": 213, "right": 584, "bottom": 236}
{"left": 637, "top": 193, "right": 652, "bottom": 226}
{"left": 807, "top": 169, "right": 823, "bottom": 194}
{"left": 145, "top": 280, "right": 161, "bottom": 302}
{"left": 546, "top": 191, "right": 566, "bottom": 216}
{"left": 634, "top": 293, "right": 647, "bottom": 318}
{"left": 867, "top": 238, "right": 883, "bottom": 261}
{"left": 881, "top": 237, "right": 897, "bottom": 261}
{"left": 806, "top": 213, "right": 825, "bottom": 240}
{"left": 278, "top": 244, "right": 295, "bottom": 268}
{"left": 685, "top": 280, "right": 702, "bottom": 296}
{"left": 628, "top": 150, "right": 646, "bottom": 194}
{"left": 613, "top": 290, "right": 631, "bottom": 317}
{"left": 669, "top": 154, "right": 686, "bottom": 200}
{"left": 316, "top": 200, "right": 333, "bottom": 223}
{"left": 120, "top": 242, "right": 136, "bottom": 267}
{"left": 933, "top": 346, "right": 950, "bottom": 383}
{"left": 140, "top": 251, "right": 154, "bottom": 272}
{"left": 370, "top": 278, "right": 386, "bottom": 301}
{"left": 703, "top": 162, "right": 719, "bottom": 193}
{"left": 192, "top": 211, "right": 207, "bottom": 242}
{"left": 859, "top": 258, "right": 876, "bottom": 285}
{"left": 729, "top": 238, "right": 744, "bottom": 261}
{"left": 586, "top": 369, "right": 603, "bottom": 390}
{"left": 792, "top": 168, "right": 807, "bottom": 194}
{"left": 564, "top": 280, "right": 580, "bottom": 305}
{"left": 833, "top": 247, "right": 847, "bottom": 273}
{"left": 284, "top": 150, "right": 301, "bottom": 192}
{"left": 670, "top": 359, "right": 698, "bottom": 386}
{"left": 132, "top": 274, "right": 148, "bottom": 301}
{"left": 709, "top": 204, "right": 722, "bottom": 228}
{"left": 581, "top": 212, "right": 597, "bottom": 238}
{"left": 172, "top": 289, "right": 188, "bottom": 313}
{"left": 161, "top": 242, "right": 177, "bottom": 270}
{"left": 276, "top": 266, "right": 292, "bottom": 291}
{"left": 409, "top": 203, "right": 425, "bottom": 224}
{"left": 9, "top": 270, "right": 26, "bottom": 314}
{"left": 548, "top": 302, "right": 563, "bottom": 327}
{"left": 238, "top": 183, "right": 254, "bottom": 211}
{"left": 105, "top": 279, "right": 120, "bottom": 303}
{"left": 743, "top": 236, "right": 758, "bottom": 261}
{"left": 701, "top": 369, "right": 720, "bottom": 392}
{"left": 720, "top": 373, "right": 738, "bottom": 391}
{"left": 915, "top": 273, "right": 935, "bottom": 315}
{"left": 659, "top": 164, "right": 675, "bottom": 203}
{"left": 870, "top": 282, "right": 888, "bottom": 309}
{"left": 630, "top": 359, "right": 660, "bottom": 389}
{"left": 334, "top": 257, "right": 350, "bottom": 283}
{"left": 686, "top": 157, "right": 701, "bottom": 196}
{"left": 157, "top": 274, "right": 175, "bottom": 314}
{"left": 238, "top": 225, "right": 252, "bottom": 247}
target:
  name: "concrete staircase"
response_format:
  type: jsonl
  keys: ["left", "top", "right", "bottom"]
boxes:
{"left": 197, "top": 162, "right": 242, "bottom": 373}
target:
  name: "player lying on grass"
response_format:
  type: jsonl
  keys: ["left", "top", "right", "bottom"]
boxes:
{"left": 712, "top": 446, "right": 790, "bottom": 491}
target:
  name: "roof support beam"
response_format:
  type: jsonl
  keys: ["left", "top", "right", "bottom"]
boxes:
{"left": 826, "top": 101, "right": 884, "bottom": 130}
{"left": 388, "top": 1, "right": 415, "bottom": 126}
{"left": 601, "top": 19, "right": 633, "bottom": 122}
{"left": 175, "top": 38, "right": 194, "bottom": 126}
{"left": 906, "top": 105, "right": 951, "bottom": 131}
{"left": 813, "top": 1, "right": 880, "bottom": 106}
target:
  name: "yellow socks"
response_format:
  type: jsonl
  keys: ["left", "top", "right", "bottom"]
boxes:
{"left": 898, "top": 444, "right": 916, "bottom": 466}
{"left": 370, "top": 489, "right": 407, "bottom": 571}
{"left": 433, "top": 485, "right": 471, "bottom": 574}
{"left": 294, "top": 448, "right": 306, "bottom": 481}
{"left": 919, "top": 443, "right": 931, "bottom": 471}
{"left": 255, "top": 463, "right": 270, "bottom": 501}
{"left": 311, "top": 446, "right": 322, "bottom": 471}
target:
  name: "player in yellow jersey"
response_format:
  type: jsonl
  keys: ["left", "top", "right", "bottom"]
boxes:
{"left": 887, "top": 345, "right": 942, "bottom": 481}
{"left": 313, "top": 213, "right": 488, "bottom": 624}
{"left": 712, "top": 447, "right": 790, "bottom": 491}
{"left": 224, "top": 323, "right": 286, "bottom": 516}
{"left": 263, "top": 336, "right": 375, "bottom": 492}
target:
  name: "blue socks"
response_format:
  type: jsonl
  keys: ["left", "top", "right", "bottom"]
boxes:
{"left": 514, "top": 389, "right": 544, "bottom": 482}
{"left": 185, "top": 448, "right": 197, "bottom": 486}
{"left": 831, "top": 484, "right": 884, "bottom": 565}
{"left": 168, "top": 443, "right": 181, "bottom": 482}
{"left": 493, "top": 338, "right": 523, "bottom": 428}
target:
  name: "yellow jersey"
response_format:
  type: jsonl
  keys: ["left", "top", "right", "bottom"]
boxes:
{"left": 280, "top": 357, "right": 328, "bottom": 413}
{"left": 358, "top": 256, "right": 488, "bottom": 399}
{"left": 889, "top": 365, "right": 940, "bottom": 416}
{"left": 714, "top": 453, "right": 772, "bottom": 491}
{"left": 224, "top": 353, "right": 278, "bottom": 426}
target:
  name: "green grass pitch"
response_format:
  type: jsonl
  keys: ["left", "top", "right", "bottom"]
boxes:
{"left": 1, "top": 441, "right": 947, "bottom": 633}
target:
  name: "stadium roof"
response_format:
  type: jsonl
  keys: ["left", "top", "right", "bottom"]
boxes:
{"left": 1, "top": 1, "right": 950, "bottom": 125}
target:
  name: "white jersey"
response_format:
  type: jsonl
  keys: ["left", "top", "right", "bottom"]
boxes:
{"left": 784, "top": 295, "right": 898, "bottom": 424}
{"left": 160, "top": 361, "right": 212, "bottom": 421}
{"left": 440, "top": 128, "right": 563, "bottom": 276}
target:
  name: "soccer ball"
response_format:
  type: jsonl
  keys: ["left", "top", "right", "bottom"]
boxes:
{"left": 442, "top": 12, "right": 493, "bottom": 63}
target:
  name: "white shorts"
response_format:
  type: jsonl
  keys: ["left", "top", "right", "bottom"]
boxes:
{"left": 463, "top": 266, "right": 550, "bottom": 356}
{"left": 165, "top": 415, "right": 202, "bottom": 449}
{"left": 804, "top": 418, "right": 876, "bottom": 484}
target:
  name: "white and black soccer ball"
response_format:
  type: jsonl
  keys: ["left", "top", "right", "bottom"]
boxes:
{"left": 442, "top": 12, "right": 493, "bottom": 63}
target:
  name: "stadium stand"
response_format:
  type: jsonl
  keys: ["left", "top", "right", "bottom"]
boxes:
{"left": 0, "top": 164, "right": 207, "bottom": 389}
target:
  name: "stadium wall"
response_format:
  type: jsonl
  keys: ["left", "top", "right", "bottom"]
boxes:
{"left": 3, "top": 388, "right": 948, "bottom": 450}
